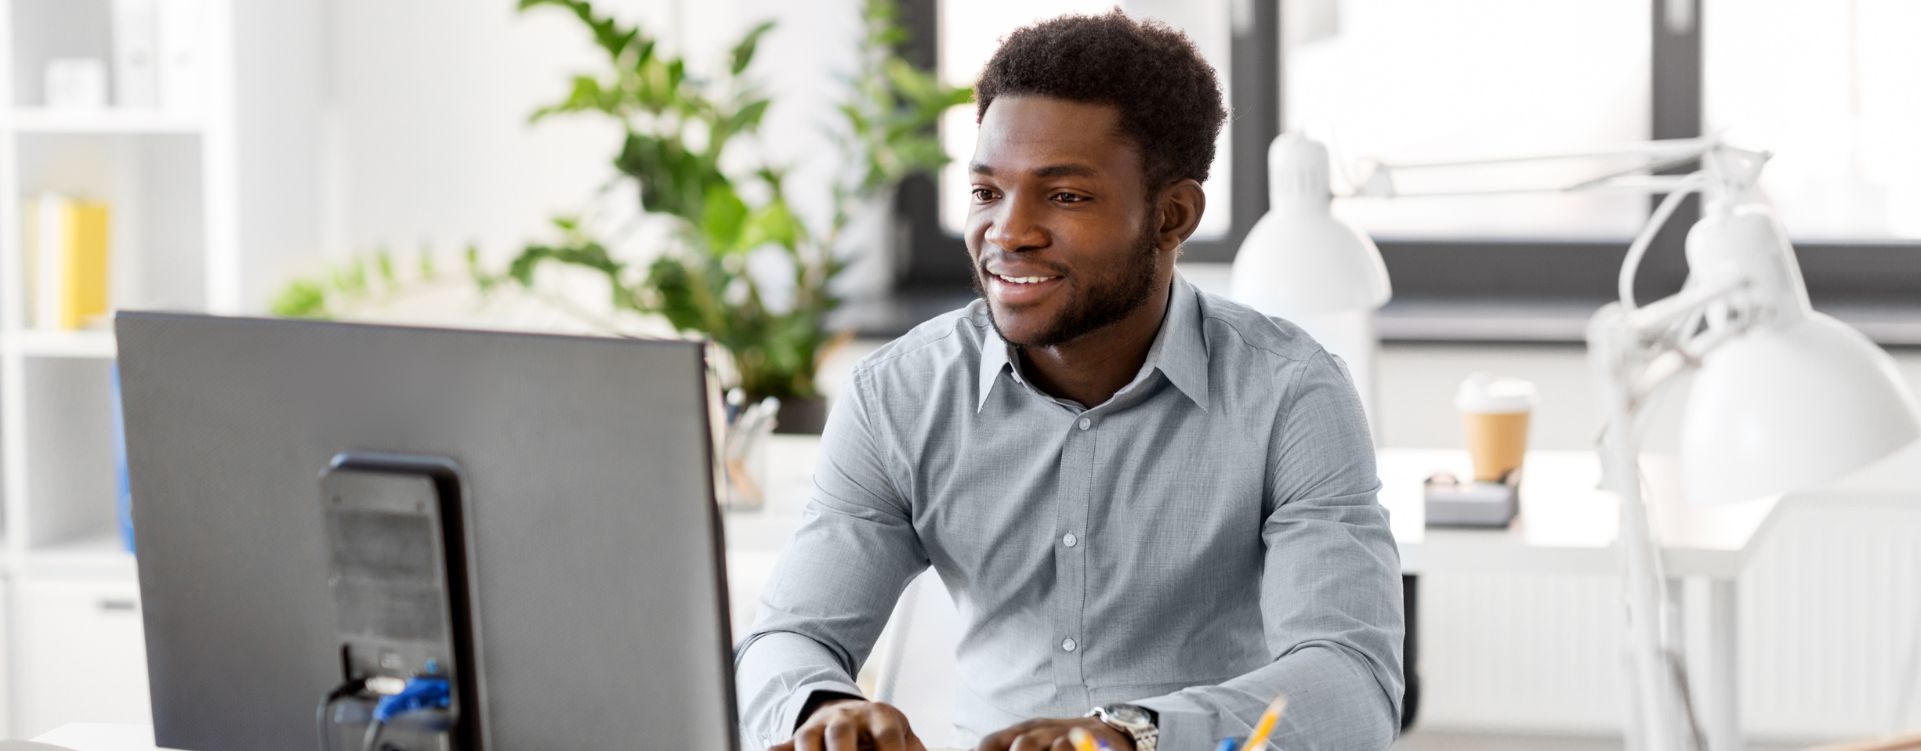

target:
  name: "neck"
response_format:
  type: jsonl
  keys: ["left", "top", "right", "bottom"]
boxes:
{"left": 1018, "top": 277, "right": 1173, "bottom": 408}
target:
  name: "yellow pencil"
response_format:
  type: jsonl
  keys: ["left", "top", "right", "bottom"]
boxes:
{"left": 1069, "top": 727, "right": 1103, "bottom": 751}
{"left": 1241, "top": 694, "right": 1290, "bottom": 751}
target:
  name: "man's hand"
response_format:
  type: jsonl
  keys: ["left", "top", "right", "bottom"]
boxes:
{"left": 771, "top": 698, "right": 929, "bottom": 751}
{"left": 974, "top": 717, "right": 1134, "bottom": 751}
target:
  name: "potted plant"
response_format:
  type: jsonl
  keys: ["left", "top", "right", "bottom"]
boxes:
{"left": 505, "top": 0, "right": 970, "bottom": 432}
{"left": 272, "top": 0, "right": 967, "bottom": 433}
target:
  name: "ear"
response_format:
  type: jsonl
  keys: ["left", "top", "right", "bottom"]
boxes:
{"left": 1154, "top": 178, "right": 1206, "bottom": 253}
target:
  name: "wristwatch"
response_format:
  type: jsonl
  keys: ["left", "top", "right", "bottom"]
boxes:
{"left": 1088, "top": 703, "right": 1159, "bottom": 751}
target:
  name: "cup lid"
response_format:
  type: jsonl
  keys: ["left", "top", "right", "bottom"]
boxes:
{"left": 1456, "top": 372, "right": 1538, "bottom": 413}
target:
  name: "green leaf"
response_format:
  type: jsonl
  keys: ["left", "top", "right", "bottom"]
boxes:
{"left": 531, "top": 74, "right": 615, "bottom": 123}
{"left": 667, "top": 59, "right": 686, "bottom": 92}
{"left": 645, "top": 256, "right": 711, "bottom": 332}
{"left": 589, "top": 17, "right": 633, "bottom": 59}
{"left": 882, "top": 58, "right": 938, "bottom": 105}
{"left": 738, "top": 199, "right": 801, "bottom": 251}
{"left": 699, "top": 184, "right": 750, "bottom": 253}
{"left": 419, "top": 252, "right": 438, "bottom": 280}
{"left": 723, "top": 97, "right": 772, "bottom": 137}
{"left": 376, "top": 249, "right": 396, "bottom": 284}
{"left": 729, "top": 20, "right": 778, "bottom": 76}
{"left": 465, "top": 244, "right": 494, "bottom": 290}
{"left": 270, "top": 280, "right": 330, "bottom": 319}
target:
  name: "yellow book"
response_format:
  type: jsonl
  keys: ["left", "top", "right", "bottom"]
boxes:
{"left": 59, "top": 200, "right": 111, "bottom": 330}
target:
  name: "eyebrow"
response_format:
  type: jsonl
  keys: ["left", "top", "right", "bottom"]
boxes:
{"left": 969, "top": 162, "right": 1100, "bottom": 178}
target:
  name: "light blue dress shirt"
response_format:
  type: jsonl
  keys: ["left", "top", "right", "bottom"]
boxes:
{"left": 735, "top": 275, "right": 1404, "bottom": 750}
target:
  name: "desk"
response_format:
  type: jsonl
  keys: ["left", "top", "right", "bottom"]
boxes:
{"left": 725, "top": 436, "right": 1779, "bottom": 751}
{"left": 36, "top": 440, "right": 1779, "bottom": 751}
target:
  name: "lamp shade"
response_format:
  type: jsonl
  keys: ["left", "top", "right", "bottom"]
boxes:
{"left": 1680, "top": 311, "right": 1921, "bottom": 505}
{"left": 1230, "top": 134, "right": 1391, "bottom": 318}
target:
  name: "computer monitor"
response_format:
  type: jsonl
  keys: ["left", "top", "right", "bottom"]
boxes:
{"left": 114, "top": 312, "right": 738, "bottom": 750}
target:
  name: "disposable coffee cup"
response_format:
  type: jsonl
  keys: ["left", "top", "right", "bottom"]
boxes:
{"left": 1456, "top": 372, "right": 1538, "bottom": 483}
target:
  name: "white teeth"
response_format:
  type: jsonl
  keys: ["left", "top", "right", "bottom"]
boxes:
{"left": 998, "top": 275, "right": 1054, "bottom": 285}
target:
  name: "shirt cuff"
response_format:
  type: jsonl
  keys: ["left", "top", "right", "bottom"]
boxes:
{"left": 773, "top": 680, "right": 867, "bottom": 742}
{"left": 1127, "top": 699, "right": 1212, "bottom": 751}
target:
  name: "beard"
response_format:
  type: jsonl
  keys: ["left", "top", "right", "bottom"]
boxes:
{"left": 975, "top": 215, "right": 1163, "bottom": 349}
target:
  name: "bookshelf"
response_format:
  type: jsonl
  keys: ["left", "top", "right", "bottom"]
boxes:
{"left": 0, "top": 0, "right": 324, "bottom": 739}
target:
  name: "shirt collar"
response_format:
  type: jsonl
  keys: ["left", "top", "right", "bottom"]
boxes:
{"left": 976, "top": 273, "right": 1210, "bottom": 412}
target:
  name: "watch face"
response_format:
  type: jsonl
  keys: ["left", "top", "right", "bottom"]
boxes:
{"left": 1105, "top": 704, "right": 1151, "bottom": 726}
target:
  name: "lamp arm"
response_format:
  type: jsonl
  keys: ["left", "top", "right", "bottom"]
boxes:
{"left": 1348, "top": 135, "right": 1771, "bottom": 212}
{"left": 1619, "top": 173, "right": 1709, "bottom": 310}
{"left": 1604, "top": 277, "right": 1750, "bottom": 404}
{"left": 1359, "top": 136, "right": 1717, "bottom": 173}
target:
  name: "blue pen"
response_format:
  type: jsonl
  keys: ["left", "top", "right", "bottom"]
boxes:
{"left": 1213, "top": 739, "right": 1240, "bottom": 751}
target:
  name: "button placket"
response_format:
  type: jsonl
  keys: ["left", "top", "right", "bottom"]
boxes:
{"left": 1049, "top": 410, "right": 1095, "bottom": 708}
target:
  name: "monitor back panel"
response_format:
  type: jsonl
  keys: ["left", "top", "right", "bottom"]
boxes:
{"left": 115, "top": 312, "right": 735, "bottom": 751}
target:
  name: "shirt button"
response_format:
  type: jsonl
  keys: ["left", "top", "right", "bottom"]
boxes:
{"left": 1062, "top": 532, "right": 1079, "bottom": 548}
{"left": 1078, "top": 417, "right": 1093, "bottom": 431}
{"left": 1062, "top": 638, "right": 1078, "bottom": 652}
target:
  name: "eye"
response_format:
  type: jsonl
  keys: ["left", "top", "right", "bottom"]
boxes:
{"left": 971, "top": 188, "right": 1000, "bottom": 203}
{"left": 1051, "top": 192, "right": 1089, "bottom": 204}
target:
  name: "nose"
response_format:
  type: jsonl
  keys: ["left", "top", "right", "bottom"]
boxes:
{"left": 984, "top": 197, "right": 1047, "bottom": 254}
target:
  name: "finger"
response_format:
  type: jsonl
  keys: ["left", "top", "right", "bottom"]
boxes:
{"left": 1051, "top": 737, "right": 1077, "bottom": 751}
{"left": 869, "top": 712, "right": 909, "bottom": 751}
{"left": 974, "top": 729, "right": 1013, "bottom": 751}
{"left": 1008, "top": 732, "right": 1051, "bottom": 751}
{"left": 793, "top": 723, "right": 826, "bottom": 751}
{"left": 768, "top": 743, "right": 795, "bottom": 751}
{"left": 824, "top": 716, "right": 862, "bottom": 751}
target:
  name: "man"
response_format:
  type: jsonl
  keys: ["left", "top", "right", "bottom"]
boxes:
{"left": 736, "top": 11, "right": 1402, "bottom": 751}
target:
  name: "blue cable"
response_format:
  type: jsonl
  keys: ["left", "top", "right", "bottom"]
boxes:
{"left": 373, "top": 675, "right": 452, "bottom": 724}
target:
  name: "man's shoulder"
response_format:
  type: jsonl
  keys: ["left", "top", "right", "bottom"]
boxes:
{"left": 1190, "top": 285, "right": 1329, "bottom": 366}
{"left": 851, "top": 300, "right": 990, "bottom": 384}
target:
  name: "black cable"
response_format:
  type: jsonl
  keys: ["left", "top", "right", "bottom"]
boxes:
{"left": 316, "top": 678, "right": 368, "bottom": 751}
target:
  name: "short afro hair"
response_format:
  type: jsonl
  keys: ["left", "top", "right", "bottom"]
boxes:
{"left": 975, "top": 10, "right": 1228, "bottom": 189}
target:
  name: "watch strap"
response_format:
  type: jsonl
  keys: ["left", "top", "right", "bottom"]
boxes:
{"left": 1088, "top": 704, "right": 1159, "bottom": 751}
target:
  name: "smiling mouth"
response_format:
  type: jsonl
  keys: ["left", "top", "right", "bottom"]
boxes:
{"left": 990, "top": 273, "right": 1061, "bottom": 285}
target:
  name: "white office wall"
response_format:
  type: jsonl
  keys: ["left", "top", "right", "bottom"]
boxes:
{"left": 234, "top": 0, "right": 328, "bottom": 311}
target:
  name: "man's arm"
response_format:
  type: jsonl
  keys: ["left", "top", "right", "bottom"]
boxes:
{"left": 734, "top": 368, "right": 931, "bottom": 749}
{"left": 1131, "top": 350, "right": 1405, "bottom": 751}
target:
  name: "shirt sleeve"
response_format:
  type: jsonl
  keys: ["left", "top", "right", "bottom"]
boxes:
{"left": 1132, "top": 350, "right": 1405, "bottom": 751}
{"left": 733, "top": 366, "right": 931, "bottom": 750}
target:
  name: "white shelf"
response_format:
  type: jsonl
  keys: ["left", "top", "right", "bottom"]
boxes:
{"left": 2, "top": 330, "right": 116, "bottom": 359}
{"left": 6, "top": 108, "right": 203, "bottom": 136}
{"left": 26, "top": 531, "right": 136, "bottom": 581}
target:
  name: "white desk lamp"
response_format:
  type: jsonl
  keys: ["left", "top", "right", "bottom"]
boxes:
{"left": 1231, "top": 133, "right": 1392, "bottom": 434}
{"left": 1579, "top": 145, "right": 1921, "bottom": 751}
{"left": 1255, "top": 134, "right": 1921, "bottom": 750}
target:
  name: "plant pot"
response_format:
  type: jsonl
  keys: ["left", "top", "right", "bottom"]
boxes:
{"left": 774, "top": 395, "right": 829, "bottom": 434}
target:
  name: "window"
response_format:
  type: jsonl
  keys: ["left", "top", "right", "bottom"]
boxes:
{"left": 1284, "top": 0, "right": 1650, "bottom": 241}
{"left": 1705, "top": 0, "right": 1921, "bottom": 242}
{"left": 897, "top": 0, "right": 1919, "bottom": 337}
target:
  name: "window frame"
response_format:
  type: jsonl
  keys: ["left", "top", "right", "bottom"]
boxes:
{"left": 890, "top": 0, "right": 1921, "bottom": 341}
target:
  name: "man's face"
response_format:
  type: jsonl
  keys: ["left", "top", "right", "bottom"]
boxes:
{"left": 965, "top": 95, "right": 1164, "bottom": 349}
